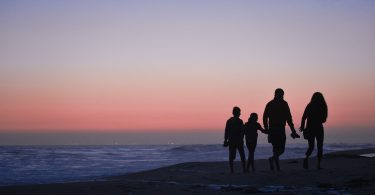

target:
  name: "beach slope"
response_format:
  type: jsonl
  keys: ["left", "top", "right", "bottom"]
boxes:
{"left": 1, "top": 148, "right": 374, "bottom": 194}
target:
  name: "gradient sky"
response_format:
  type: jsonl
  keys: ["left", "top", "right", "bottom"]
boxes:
{"left": 1, "top": 1, "right": 374, "bottom": 144}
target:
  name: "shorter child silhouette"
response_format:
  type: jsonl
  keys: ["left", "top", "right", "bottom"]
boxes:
{"left": 244, "top": 113, "right": 266, "bottom": 171}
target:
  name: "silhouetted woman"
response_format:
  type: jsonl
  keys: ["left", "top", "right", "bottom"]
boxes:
{"left": 244, "top": 113, "right": 265, "bottom": 171}
{"left": 300, "top": 92, "right": 328, "bottom": 169}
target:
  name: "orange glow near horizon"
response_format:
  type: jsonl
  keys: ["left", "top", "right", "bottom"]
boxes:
{"left": 1, "top": 1, "right": 375, "bottom": 135}
{"left": 1, "top": 81, "right": 374, "bottom": 131}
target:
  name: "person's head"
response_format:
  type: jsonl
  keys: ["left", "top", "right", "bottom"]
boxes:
{"left": 310, "top": 92, "right": 328, "bottom": 122}
{"left": 274, "top": 88, "right": 284, "bottom": 100}
{"left": 248, "top": 113, "right": 258, "bottom": 122}
{"left": 232, "top": 106, "right": 241, "bottom": 117}
{"left": 311, "top": 92, "right": 326, "bottom": 106}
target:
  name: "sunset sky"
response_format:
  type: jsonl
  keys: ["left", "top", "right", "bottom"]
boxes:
{"left": 1, "top": 0, "right": 374, "bottom": 144}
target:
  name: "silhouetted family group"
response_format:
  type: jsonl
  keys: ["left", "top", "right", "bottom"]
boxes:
{"left": 224, "top": 88, "right": 328, "bottom": 172}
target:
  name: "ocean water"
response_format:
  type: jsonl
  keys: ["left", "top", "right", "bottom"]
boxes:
{"left": 0, "top": 143, "right": 373, "bottom": 186}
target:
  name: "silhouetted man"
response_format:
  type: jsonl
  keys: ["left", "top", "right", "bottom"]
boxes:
{"left": 263, "top": 88, "right": 300, "bottom": 170}
{"left": 224, "top": 106, "right": 246, "bottom": 173}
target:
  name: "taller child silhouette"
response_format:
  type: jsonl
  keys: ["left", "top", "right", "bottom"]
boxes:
{"left": 263, "top": 88, "right": 300, "bottom": 171}
{"left": 224, "top": 106, "right": 246, "bottom": 173}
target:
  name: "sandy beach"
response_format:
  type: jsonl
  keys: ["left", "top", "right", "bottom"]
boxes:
{"left": 1, "top": 148, "right": 374, "bottom": 194}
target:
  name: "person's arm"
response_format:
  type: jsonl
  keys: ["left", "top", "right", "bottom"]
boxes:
{"left": 286, "top": 102, "right": 300, "bottom": 138}
{"left": 263, "top": 103, "right": 270, "bottom": 131}
{"left": 300, "top": 104, "right": 309, "bottom": 131}
{"left": 322, "top": 105, "right": 328, "bottom": 123}
{"left": 285, "top": 102, "right": 296, "bottom": 132}
{"left": 223, "top": 120, "right": 230, "bottom": 146}
{"left": 224, "top": 120, "right": 229, "bottom": 141}
{"left": 240, "top": 120, "right": 245, "bottom": 142}
{"left": 257, "top": 123, "right": 267, "bottom": 134}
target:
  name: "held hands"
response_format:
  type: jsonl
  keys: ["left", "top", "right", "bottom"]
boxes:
{"left": 223, "top": 140, "right": 229, "bottom": 147}
{"left": 261, "top": 129, "right": 269, "bottom": 134}
{"left": 299, "top": 127, "right": 304, "bottom": 132}
{"left": 290, "top": 129, "right": 300, "bottom": 139}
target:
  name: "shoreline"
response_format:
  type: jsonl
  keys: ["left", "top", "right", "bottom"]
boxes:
{"left": 1, "top": 148, "right": 375, "bottom": 194}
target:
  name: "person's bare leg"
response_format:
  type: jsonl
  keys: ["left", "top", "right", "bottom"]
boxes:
{"left": 239, "top": 147, "right": 247, "bottom": 173}
{"left": 229, "top": 160, "right": 234, "bottom": 173}
{"left": 246, "top": 149, "right": 251, "bottom": 171}
{"left": 274, "top": 140, "right": 284, "bottom": 171}
{"left": 317, "top": 133, "right": 324, "bottom": 170}
{"left": 251, "top": 157, "right": 255, "bottom": 171}
{"left": 268, "top": 156, "right": 274, "bottom": 171}
{"left": 304, "top": 137, "right": 315, "bottom": 169}
{"left": 274, "top": 155, "right": 280, "bottom": 171}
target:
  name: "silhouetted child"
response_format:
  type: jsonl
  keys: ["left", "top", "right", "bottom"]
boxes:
{"left": 244, "top": 113, "right": 266, "bottom": 171}
{"left": 224, "top": 106, "right": 246, "bottom": 173}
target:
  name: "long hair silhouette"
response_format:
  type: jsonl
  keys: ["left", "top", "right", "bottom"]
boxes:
{"left": 301, "top": 92, "right": 328, "bottom": 170}
{"left": 310, "top": 92, "right": 328, "bottom": 123}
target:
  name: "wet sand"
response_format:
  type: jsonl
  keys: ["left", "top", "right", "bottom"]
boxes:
{"left": 1, "top": 148, "right": 374, "bottom": 194}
